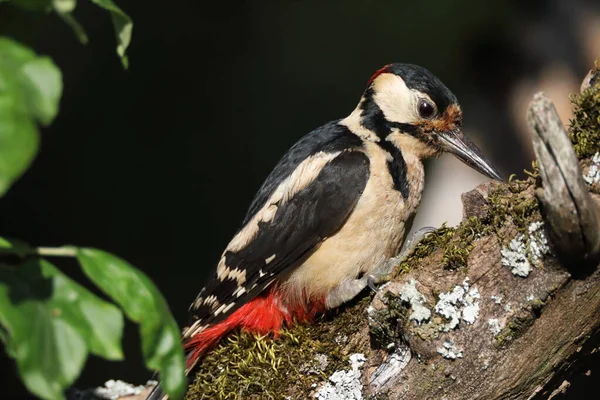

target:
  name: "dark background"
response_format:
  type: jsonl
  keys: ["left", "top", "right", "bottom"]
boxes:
{"left": 0, "top": 0, "right": 598, "bottom": 398}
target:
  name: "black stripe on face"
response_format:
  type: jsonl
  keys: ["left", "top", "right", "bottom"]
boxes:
{"left": 360, "top": 87, "right": 426, "bottom": 142}
{"left": 359, "top": 87, "right": 392, "bottom": 138}
{"left": 391, "top": 122, "right": 431, "bottom": 144}
{"left": 377, "top": 139, "right": 409, "bottom": 199}
{"left": 360, "top": 88, "right": 412, "bottom": 198}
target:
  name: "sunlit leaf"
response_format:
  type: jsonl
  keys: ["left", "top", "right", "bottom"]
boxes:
{"left": 52, "top": 0, "right": 75, "bottom": 13}
{"left": 77, "top": 248, "right": 186, "bottom": 400}
{"left": 0, "top": 37, "right": 61, "bottom": 196}
{"left": 0, "top": 258, "right": 124, "bottom": 400}
{"left": 90, "top": 0, "right": 132, "bottom": 68}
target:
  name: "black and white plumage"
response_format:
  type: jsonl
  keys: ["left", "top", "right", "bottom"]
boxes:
{"left": 148, "top": 63, "right": 502, "bottom": 399}
{"left": 188, "top": 123, "right": 371, "bottom": 326}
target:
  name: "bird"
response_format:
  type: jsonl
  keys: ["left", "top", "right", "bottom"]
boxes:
{"left": 148, "top": 63, "right": 502, "bottom": 399}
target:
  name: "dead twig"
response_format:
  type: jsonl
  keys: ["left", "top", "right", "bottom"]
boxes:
{"left": 527, "top": 93, "right": 600, "bottom": 268}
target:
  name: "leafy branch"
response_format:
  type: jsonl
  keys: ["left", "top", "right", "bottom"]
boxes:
{"left": 0, "top": 2, "right": 186, "bottom": 400}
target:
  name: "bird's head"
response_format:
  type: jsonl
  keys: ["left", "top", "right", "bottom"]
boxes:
{"left": 348, "top": 63, "right": 502, "bottom": 181}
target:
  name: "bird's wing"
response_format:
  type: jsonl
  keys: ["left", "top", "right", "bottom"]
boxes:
{"left": 185, "top": 149, "right": 370, "bottom": 332}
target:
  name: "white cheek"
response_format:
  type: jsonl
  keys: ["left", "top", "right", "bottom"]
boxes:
{"left": 373, "top": 74, "right": 419, "bottom": 124}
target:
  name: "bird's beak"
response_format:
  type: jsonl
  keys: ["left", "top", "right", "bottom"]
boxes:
{"left": 437, "top": 129, "right": 503, "bottom": 181}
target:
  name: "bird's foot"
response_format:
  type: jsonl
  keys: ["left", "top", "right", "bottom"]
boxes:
{"left": 325, "top": 276, "right": 372, "bottom": 309}
{"left": 366, "top": 226, "right": 436, "bottom": 292}
{"left": 325, "top": 227, "right": 436, "bottom": 309}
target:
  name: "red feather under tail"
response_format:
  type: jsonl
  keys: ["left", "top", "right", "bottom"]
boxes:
{"left": 184, "top": 287, "right": 325, "bottom": 371}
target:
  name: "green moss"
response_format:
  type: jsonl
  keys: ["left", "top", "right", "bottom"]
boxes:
{"left": 441, "top": 216, "right": 485, "bottom": 270}
{"left": 395, "top": 224, "right": 455, "bottom": 274}
{"left": 368, "top": 291, "right": 410, "bottom": 348}
{"left": 394, "top": 176, "right": 541, "bottom": 276}
{"left": 186, "top": 295, "right": 372, "bottom": 400}
{"left": 569, "top": 63, "right": 600, "bottom": 158}
{"left": 410, "top": 318, "right": 442, "bottom": 342}
{"left": 494, "top": 310, "right": 540, "bottom": 346}
{"left": 494, "top": 317, "right": 526, "bottom": 346}
{"left": 484, "top": 180, "right": 541, "bottom": 240}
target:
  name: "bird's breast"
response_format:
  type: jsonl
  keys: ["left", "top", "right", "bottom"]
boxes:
{"left": 282, "top": 140, "right": 426, "bottom": 301}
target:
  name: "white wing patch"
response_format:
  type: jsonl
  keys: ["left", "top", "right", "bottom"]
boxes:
{"left": 226, "top": 151, "right": 341, "bottom": 253}
{"left": 216, "top": 262, "right": 247, "bottom": 284}
{"left": 265, "top": 254, "right": 276, "bottom": 264}
{"left": 214, "top": 302, "right": 236, "bottom": 316}
{"left": 182, "top": 321, "right": 207, "bottom": 340}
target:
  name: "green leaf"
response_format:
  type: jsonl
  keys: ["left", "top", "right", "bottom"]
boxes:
{"left": 90, "top": 0, "right": 132, "bottom": 68}
{"left": 0, "top": 37, "right": 62, "bottom": 196}
{"left": 0, "top": 236, "right": 32, "bottom": 257}
{"left": 0, "top": 258, "right": 124, "bottom": 400}
{"left": 76, "top": 248, "right": 186, "bottom": 400}
{"left": 56, "top": 10, "right": 89, "bottom": 45}
{"left": 52, "top": 0, "right": 75, "bottom": 13}
{"left": 50, "top": 1, "right": 90, "bottom": 45}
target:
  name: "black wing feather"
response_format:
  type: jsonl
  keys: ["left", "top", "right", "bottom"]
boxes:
{"left": 244, "top": 121, "right": 363, "bottom": 223}
{"left": 189, "top": 148, "right": 369, "bottom": 326}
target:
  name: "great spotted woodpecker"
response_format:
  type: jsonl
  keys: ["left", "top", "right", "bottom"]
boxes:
{"left": 149, "top": 63, "right": 502, "bottom": 398}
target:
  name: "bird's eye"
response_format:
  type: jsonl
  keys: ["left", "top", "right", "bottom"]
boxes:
{"left": 418, "top": 99, "right": 436, "bottom": 119}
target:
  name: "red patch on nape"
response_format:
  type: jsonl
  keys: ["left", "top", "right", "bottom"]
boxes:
{"left": 183, "top": 287, "right": 326, "bottom": 371}
{"left": 366, "top": 64, "right": 394, "bottom": 86}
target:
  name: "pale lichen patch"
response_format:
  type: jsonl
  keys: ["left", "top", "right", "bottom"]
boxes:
{"left": 501, "top": 222, "right": 550, "bottom": 277}
{"left": 434, "top": 278, "right": 480, "bottom": 331}
{"left": 437, "top": 340, "right": 463, "bottom": 360}
{"left": 526, "top": 294, "right": 536, "bottom": 302}
{"left": 315, "top": 354, "right": 367, "bottom": 400}
{"left": 501, "top": 235, "right": 531, "bottom": 277}
{"left": 399, "top": 279, "right": 431, "bottom": 324}
{"left": 583, "top": 152, "right": 600, "bottom": 185}
{"left": 462, "top": 288, "right": 480, "bottom": 324}
{"left": 488, "top": 318, "right": 502, "bottom": 335}
{"left": 91, "top": 379, "right": 153, "bottom": 399}
{"left": 528, "top": 221, "right": 550, "bottom": 264}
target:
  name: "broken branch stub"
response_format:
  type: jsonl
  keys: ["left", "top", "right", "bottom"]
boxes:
{"left": 527, "top": 92, "right": 600, "bottom": 267}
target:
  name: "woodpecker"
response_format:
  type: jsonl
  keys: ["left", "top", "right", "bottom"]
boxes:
{"left": 149, "top": 63, "right": 501, "bottom": 399}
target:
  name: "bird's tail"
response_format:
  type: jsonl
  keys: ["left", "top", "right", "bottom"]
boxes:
{"left": 146, "top": 287, "right": 325, "bottom": 399}
{"left": 184, "top": 285, "right": 326, "bottom": 371}
{"left": 146, "top": 381, "right": 164, "bottom": 400}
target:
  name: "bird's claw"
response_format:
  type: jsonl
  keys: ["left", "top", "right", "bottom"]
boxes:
{"left": 364, "top": 227, "right": 437, "bottom": 294}
{"left": 367, "top": 274, "right": 378, "bottom": 292}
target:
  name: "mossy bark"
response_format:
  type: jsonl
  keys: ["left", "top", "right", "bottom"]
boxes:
{"left": 185, "top": 65, "right": 600, "bottom": 400}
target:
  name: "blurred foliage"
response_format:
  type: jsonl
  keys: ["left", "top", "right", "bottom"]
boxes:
{"left": 4, "top": 0, "right": 132, "bottom": 67}
{"left": 570, "top": 63, "right": 600, "bottom": 159}
{"left": 0, "top": 258, "right": 124, "bottom": 400}
{"left": 0, "top": 38, "right": 59, "bottom": 196}
{"left": 78, "top": 249, "right": 187, "bottom": 400}
{"left": 0, "top": 2, "right": 184, "bottom": 400}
